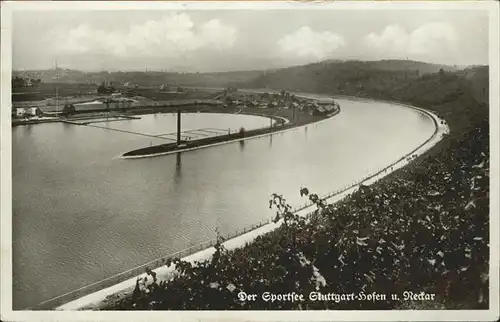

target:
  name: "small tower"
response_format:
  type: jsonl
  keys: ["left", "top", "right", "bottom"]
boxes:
{"left": 177, "top": 110, "right": 181, "bottom": 145}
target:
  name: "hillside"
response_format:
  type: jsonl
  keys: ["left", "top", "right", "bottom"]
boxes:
{"left": 322, "top": 59, "right": 460, "bottom": 73}
{"left": 12, "top": 69, "right": 263, "bottom": 88}
{"left": 13, "top": 59, "right": 460, "bottom": 89}
{"left": 245, "top": 61, "right": 488, "bottom": 134}
{"left": 245, "top": 60, "right": 463, "bottom": 94}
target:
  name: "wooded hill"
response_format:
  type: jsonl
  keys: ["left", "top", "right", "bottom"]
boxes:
{"left": 13, "top": 59, "right": 463, "bottom": 88}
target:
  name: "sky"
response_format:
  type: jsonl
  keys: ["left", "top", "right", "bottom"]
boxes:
{"left": 12, "top": 9, "right": 490, "bottom": 72}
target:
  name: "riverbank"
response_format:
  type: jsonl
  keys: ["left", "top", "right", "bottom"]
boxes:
{"left": 12, "top": 117, "right": 61, "bottom": 126}
{"left": 51, "top": 96, "right": 447, "bottom": 311}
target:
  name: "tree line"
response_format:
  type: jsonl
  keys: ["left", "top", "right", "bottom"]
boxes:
{"left": 12, "top": 76, "right": 42, "bottom": 88}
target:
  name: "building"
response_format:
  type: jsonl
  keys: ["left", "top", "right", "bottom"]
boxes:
{"left": 73, "top": 100, "right": 107, "bottom": 111}
{"left": 247, "top": 101, "right": 260, "bottom": 108}
{"left": 15, "top": 107, "right": 42, "bottom": 118}
{"left": 305, "top": 102, "right": 319, "bottom": 114}
{"left": 312, "top": 106, "right": 327, "bottom": 116}
{"left": 312, "top": 102, "right": 338, "bottom": 116}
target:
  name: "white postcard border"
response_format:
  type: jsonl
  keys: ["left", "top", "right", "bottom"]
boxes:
{"left": 1, "top": 1, "right": 499, "bottom": 321}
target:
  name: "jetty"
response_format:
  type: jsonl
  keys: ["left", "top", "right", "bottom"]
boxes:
{"left": 122, "top": 106, "right": 340, "bottom": 158}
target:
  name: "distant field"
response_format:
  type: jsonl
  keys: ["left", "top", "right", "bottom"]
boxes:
{"left": 127, "top": 88, "right": 219, "bottom": 101}
{"left": 12, "top": 83, "right": 97, "bottom": 102}
{"left": 12, "top": 83, "right": 220, "bottom": 103}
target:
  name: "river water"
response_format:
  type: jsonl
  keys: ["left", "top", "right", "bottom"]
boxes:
{"left": 12, "top": 99, "right": 435, "bottom": 309}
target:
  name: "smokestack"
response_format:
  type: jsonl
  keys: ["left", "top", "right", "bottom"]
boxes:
{"left": 177, "top": 110, "right": 181, "bottom": 145}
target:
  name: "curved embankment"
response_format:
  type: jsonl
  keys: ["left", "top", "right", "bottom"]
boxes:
{"left": 54, "top": 96, "right": 448, "bottom": 311}
{"left": 121, "top": 104, "right": 339, "bottom": 159}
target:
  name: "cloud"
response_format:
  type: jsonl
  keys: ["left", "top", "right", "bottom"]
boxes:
{"left": 277, "top": 26, "right": 345, "bottom": 62}
{"left": 48, "top": 13, "right": 238, "bottom": 58}
{"left": 365, "top": 22, "right": 459, "bottom": 59}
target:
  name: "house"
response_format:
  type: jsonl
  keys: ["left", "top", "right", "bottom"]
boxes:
{"left": 312, "top": 106, "right": 327, "bottom": 116}
{"left": 305, "top": 102, "right": 319, "bottom": 113}
{"left": 313, "top": 102, "right": 338, "bottom": 116}
{"left": 15, "top": 107, "right": 42, "bottom": 118}
{"left": 323, "top": 104, "right": 337, "bottom": 113}
{"left": 226, "top": 99, "right": 243, "bottom": 106}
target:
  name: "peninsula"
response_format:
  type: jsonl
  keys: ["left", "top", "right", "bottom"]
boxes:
{"left": 122, "top": 99, "right": 340, "bottom": 158}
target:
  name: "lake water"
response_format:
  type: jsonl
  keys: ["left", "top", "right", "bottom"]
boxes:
{"left": 12, "top": 99, "right": 435, "bottom": 309}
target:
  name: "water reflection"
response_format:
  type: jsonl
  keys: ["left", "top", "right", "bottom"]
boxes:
{"left": 174, "top": 152, "right": 182, "bottom": 185}
{"left": 419, "top": 112, "right": 429, "bottom": 122}
{"left": 269, "top": 134, "right": 273, "bottom": 148}
{"left": 62, "top": 122, "right": 74, "bottom": 131}
{"left": 239, "top": 140, "right": 245, "bottom": 151}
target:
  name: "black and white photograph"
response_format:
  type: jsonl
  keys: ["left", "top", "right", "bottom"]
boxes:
{"left": 1, "top": 1, "right": 499, "bottom": 321}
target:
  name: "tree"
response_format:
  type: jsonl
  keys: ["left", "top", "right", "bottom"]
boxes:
{"left": 12, "top": 76, "right": 26, "bottom": 88}
{"left": 285, "top": 92, "right": 290, "bottom": 101}
{"left": 32, "top": 78, "right": 42, "bottom": 87}
{"left": 62, "top": 104, "right": 76, "bottom": 117}
{"left": 97, "top": 83, "right": 115, "bottom": 95}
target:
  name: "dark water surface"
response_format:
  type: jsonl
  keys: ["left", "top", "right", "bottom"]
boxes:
{"left": 12, "top": 99, "right": 435, "bottom": 309}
